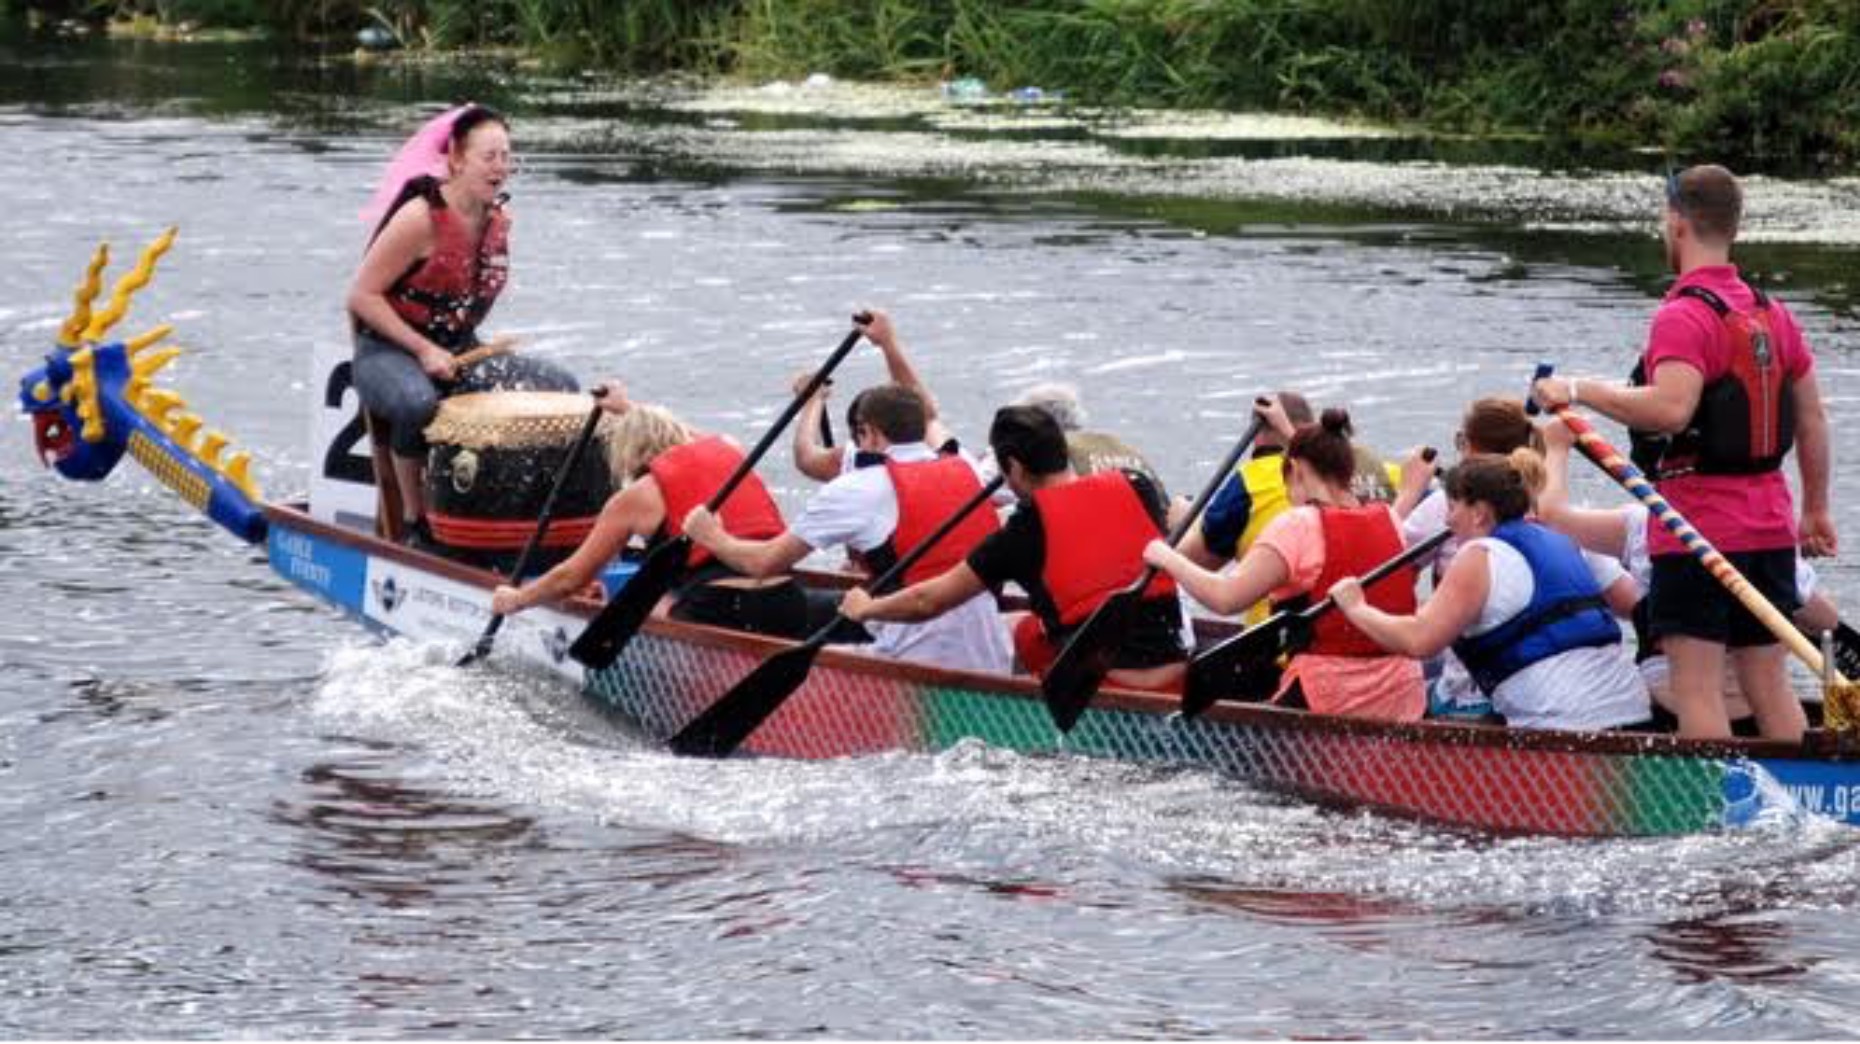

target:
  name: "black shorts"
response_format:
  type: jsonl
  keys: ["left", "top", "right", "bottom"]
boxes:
{"left": 1647, "top": 550, "right": 1799, "bottom": 648}
{"left": 670, "top": 578, "right": 811, "bottom": 640}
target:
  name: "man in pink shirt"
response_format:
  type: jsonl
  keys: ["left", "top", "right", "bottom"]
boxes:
{"left": 1533, "top": 165, "right": 1836, "bottom": 742}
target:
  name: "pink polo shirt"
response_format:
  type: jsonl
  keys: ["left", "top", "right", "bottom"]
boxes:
{"left": 1641, "top": 264, "right": 1813, "bottom": 556}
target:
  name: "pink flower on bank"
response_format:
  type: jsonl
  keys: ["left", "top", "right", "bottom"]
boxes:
{"left": 1658, "top": 68, "right": 1691, "bottom": 90}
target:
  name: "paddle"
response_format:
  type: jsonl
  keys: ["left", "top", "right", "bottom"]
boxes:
{"left": 1181, "top": 527, "right": 1451, "bottom": 718}
{"left": 568, "top": 318, "right": 871, "bottom": 669}
{"left": 1040, "top": 415, "right": 1266, "bottom": 733}
{"left": 1528, "top": 362, "right": 1854, "bottom": 706}
{"left": 1834, "top": 623, "right": 1860, "bottom": 686}
{"left": 668, "top": 474, "right": 1007, "bottom": 757}
{"left": 456, "top": 385, "right": 609, "bottom": 667}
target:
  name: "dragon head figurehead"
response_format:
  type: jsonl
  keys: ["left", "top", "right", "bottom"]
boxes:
{"left": 19, "top": 229, "right": 269, "bottom": 543}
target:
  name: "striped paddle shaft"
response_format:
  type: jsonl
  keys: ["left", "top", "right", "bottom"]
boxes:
{"left": 1548, "top": 404, "right": 1860, "bottom": 726}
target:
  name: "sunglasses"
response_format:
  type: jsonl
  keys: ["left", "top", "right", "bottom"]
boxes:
{"left": 1665, "top": 169, "right": 1687, "bottom": 215}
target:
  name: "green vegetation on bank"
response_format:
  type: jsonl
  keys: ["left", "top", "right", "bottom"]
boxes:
{"left": 20, "top": 1, "right": 1860, "bottom": 168}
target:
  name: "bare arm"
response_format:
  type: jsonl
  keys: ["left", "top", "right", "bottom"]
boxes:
{"left": 1534, "top": 419, "right": 1633, "bottom": 560}
{"left": 684, "top": 509, "right": 812, "bottom": 579}
{"left": 1532, "top": 362, "right": 1703, "bottom": 435}
{"left": 491, "top": 481, "right": 662, "bottom": 614}
{"left": 859, "top": 310, "right": 938, "bottom": 422}
{"left": 1333, "top": 545, "right": 1489, "bottom": 658}
{"left": 1392, "top": 447, "right": 1436, "bottom": 520}
{"left": 791, "top": 377, "right": 842, "bottom": 482}
{"left": 1601, "top": 574, "right": 1642, "bottom": 619}
{"left": 1792, "top": 370, "right": 1837, "bottom": 556}
{"left": 1175, "top": 519, "right": 1227, "bottom": 571}
{"left": 842, "top": 562, "right": 989, "bottom": 624}
{"left": 1144, "top": 539, "right": 1288, "bottom": 617}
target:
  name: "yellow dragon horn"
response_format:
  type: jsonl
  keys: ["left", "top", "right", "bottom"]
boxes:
{"left": 57, "top": 243, "right": 110, "bottom": 349}
{"left": 84, "top": 226, "right": 177, "bottom": 342}
{"left": 127, "top": 324, "right": 175, "bottom": 354}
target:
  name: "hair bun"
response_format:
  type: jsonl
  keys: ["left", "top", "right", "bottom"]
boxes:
{"left": 1319, "top": 407, "right": 1353, "bottom": 438}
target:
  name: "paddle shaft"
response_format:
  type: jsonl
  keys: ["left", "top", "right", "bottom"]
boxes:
{"left": 1181, "top": 527, "right": 1448, "bottom": 717}
{"left": 706, "top": 325, "right": 866, "bottom": 515}
{"left": 667, "top": 473, "right": 1006, "bottom": 756}
{"left": 569, "top": 320, "right": 870, "bottom": 668}
{"left": 814, "top": 473, "right": 1005, "bottom": 640}
{"left": 1073, "top": 415, "right": 1267, "bottom": 629}
{"left": 451, "top": 334, "right": 518, "bottom": 372}
{"left": 1547, "top": 400, "right": 1847, "bottom": 685}
{"left": 459, "top": 386, "right": 608, "bottom": 666}
{"left": 1285, "top": 526, "right": 1451, "bottom": 633}
{"left": 1041, "top": 416, "right": 1266, "bottom": 731}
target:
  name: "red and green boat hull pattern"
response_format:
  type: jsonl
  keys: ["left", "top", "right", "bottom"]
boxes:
{"left": 584, "top": 633, "right": 1843, "bottom": 837}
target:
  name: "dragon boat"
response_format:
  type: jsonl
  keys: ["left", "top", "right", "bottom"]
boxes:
{"left": 21, "top": 232, "right": 1860, "bottom": 838}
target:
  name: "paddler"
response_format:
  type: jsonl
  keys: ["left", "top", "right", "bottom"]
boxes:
{"left": 1143, "top": 409, "right": 1425, "bottom": 720}
{"left": 1331, "top": 451, "right": 1651, "bottom": 732}
{"left": 490, "top": 385, "right": 810, "bottom": 638}
{"left": 839, "top": 404, "right": 1186, "bottom": 690}
{"left": 684, "top": 383, "right": 1013, "bottom": 673}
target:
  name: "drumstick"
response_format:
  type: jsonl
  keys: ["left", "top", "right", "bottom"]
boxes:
{"left": 453, "top": 335, "right": 518, "bottom": 371}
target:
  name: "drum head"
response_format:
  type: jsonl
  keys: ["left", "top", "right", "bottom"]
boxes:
{"left": 425, "top": 391, "right": 596, "bottom": 450}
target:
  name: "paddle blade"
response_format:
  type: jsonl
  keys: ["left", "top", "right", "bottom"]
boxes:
{"left": 454, "top": 615, "right": 505, "bottom": 668}
{"left": 568, "top": 538, "right": 690, "bottom": 669}
{"left": 668, "top": 637, "right": 828, "bottom": 757}
{"left": 1040, "top": 589, "right": 1144, "bottom": 732}
{"left": 1181, "top": 617, "right": 1290, "bottom": 718}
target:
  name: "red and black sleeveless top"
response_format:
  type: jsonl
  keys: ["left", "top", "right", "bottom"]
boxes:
{"left": 383, "top": 185, "right": 511, "bottom": 350}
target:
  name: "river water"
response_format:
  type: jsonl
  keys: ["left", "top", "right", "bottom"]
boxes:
{"left": 5, "top": 33, "right": 1860, "bottom": 1039}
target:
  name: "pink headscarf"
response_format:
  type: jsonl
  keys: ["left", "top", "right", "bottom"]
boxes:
{"left": 359, "top": 104, "right": 473, "bottom": 231}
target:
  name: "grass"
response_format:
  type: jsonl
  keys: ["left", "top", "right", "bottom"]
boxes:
{"left": 26, "top": 0, "right": 1860, "bottom": 170}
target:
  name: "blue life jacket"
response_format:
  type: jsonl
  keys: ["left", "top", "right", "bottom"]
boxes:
{"left": 1451, "top": 520, "right": 1621, "bottom": 696}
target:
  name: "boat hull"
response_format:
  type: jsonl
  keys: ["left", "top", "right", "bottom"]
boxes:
{"left": 265, "top": 504, "right": 1860, "bottom": 837}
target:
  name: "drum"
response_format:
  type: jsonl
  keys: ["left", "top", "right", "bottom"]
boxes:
{"left": 423, "top": 391, "right": 614, "bottom": 568}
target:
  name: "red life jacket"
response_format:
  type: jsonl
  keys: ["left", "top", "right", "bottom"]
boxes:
{"left": 1628, "top": 285, "right": 1795, "bottom": 478}
{"left": 648, "top": 436, "right": 786, "bottom": 568}
{"left": 1278, "top": 504, "right": 1415, "bottom": 658}
{"left": 387, "top": 198, "right": 511, "bottom": 350}
{"left": 855, "top": 456, "right": 1000, "bottom": 588}
{"left": 1032, "top": 471, "right": 1176, "bottom": 630}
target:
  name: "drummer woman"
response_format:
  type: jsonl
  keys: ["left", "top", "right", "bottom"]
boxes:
{"left": 348, "top": 104, "right": 576, "bottom": 541}
{"left": 489, "top": 388, "right": 811, "bottom": 638}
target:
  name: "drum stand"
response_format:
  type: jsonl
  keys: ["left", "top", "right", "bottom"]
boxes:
{"left": 364, "top": 411, "right": 406, "bottom": 543}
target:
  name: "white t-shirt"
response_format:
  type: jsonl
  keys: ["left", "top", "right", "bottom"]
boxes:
{"left": 1402, "top": 489, "right": 1459, "bottom": 580}
{"left": 1412, "top": 491, "right": 1630, "bottom": 716}
{"left": 1461, "top": 537, "right": 1649, "bottom": 730}
{"left": 791, "top": 442, "right": 1012, "bottom": 674}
